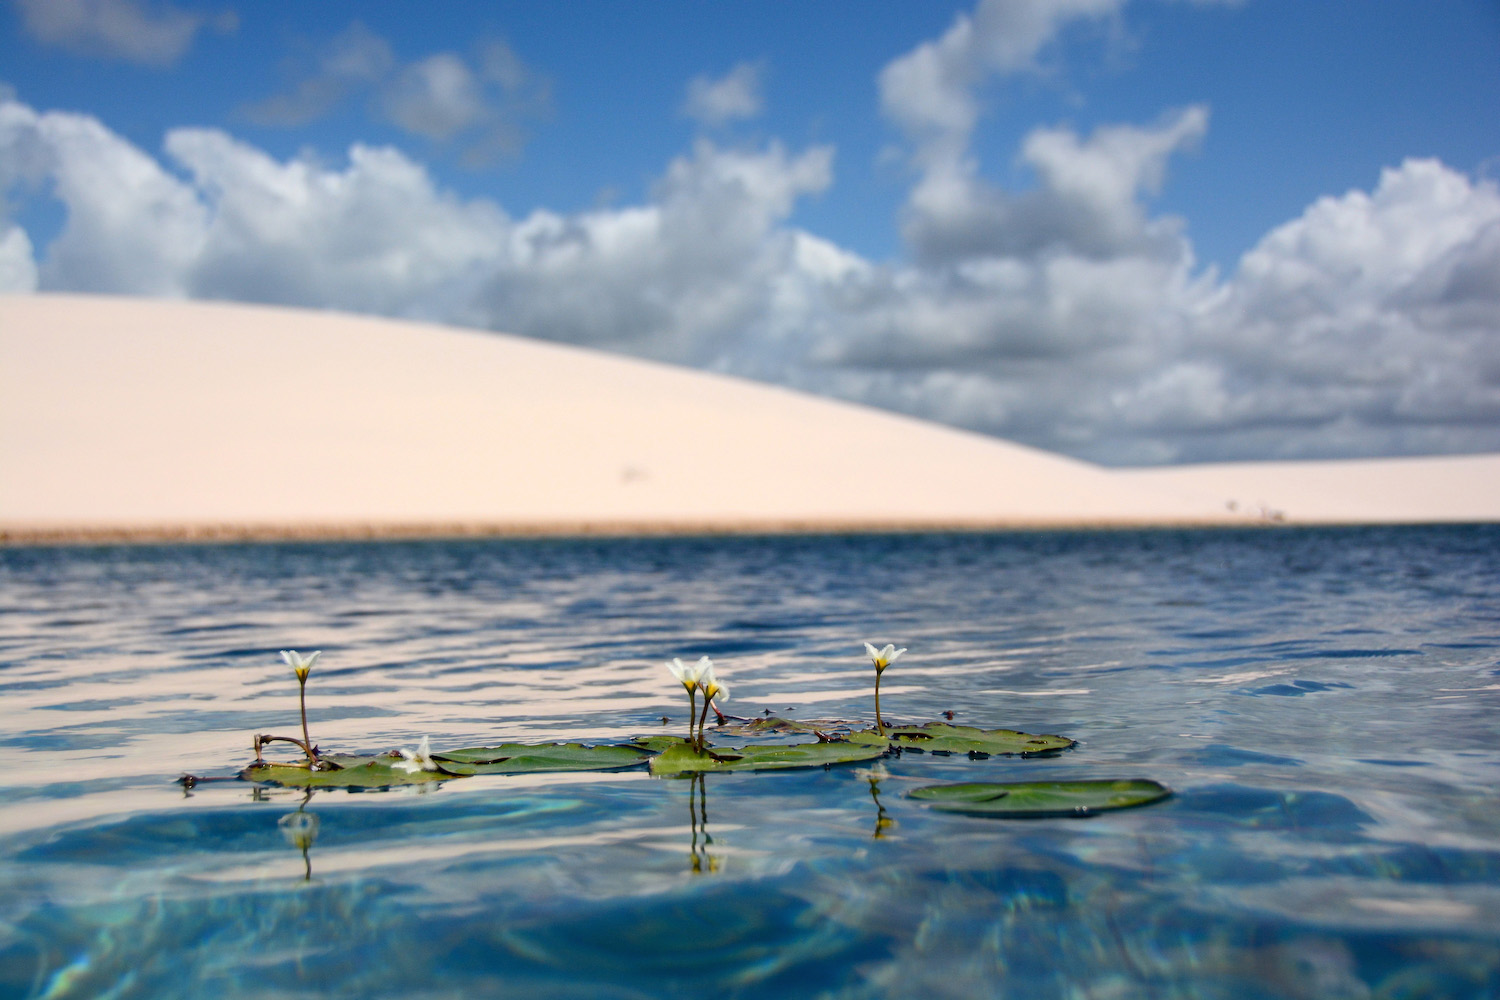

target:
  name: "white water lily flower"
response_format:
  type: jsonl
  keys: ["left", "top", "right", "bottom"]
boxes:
{"left": 864, "top": 643, "right": 905, "bottom": 737}
{"left": 281, "top": 649, "right": 321, "bottom": 682}
{"left": 395, "top": 735, "right": 440, "bottom": 773}
{"left": 666, "top": 656, "right": 706, "bottom": 692}
{"left": 864, "top": 642, "right": 906, "bottom": 673}
{"left": 698, "top": 661, "right": 729, "bottom": 703}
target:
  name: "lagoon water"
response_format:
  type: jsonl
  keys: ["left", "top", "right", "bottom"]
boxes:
{"left": 1, "top": 527, "right": 1498, "bottom": 999}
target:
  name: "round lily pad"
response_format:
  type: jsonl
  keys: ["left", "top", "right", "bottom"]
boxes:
{"left": 630, "top": 734, "right": 694, "bottom": 754}
{"left": 908, "top": 779, "right": 1171, "bottom": 817}
{"left": 648, "top": 739, "right": 890, "bottom": 776}
{"left": 242, "top": 756, "right": 451, "bottom": 788}
{"left": 434, "top": 743, "right": 651, "bottom": 774}
{"left": 243, "top": 743, "right": 653, "bottom": 787}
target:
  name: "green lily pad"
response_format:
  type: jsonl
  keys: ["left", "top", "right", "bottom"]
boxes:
{"left": 649, "top": 739, "right": 890, "bottom": 776}
{"left": 434, "top": 743, "right": 651, "bottom": 774}
{"left": 630, "top": 734, "right": 694, "bottom": 754}
{"left": 718, "top": 717, "right": 840, "bottom": 736}
{"left": 875, "top": 723, "right": 1075, "bottom": 756}
{"left": 908, "top": 779, "right": 1171, "bottom": 817}
{"left": 243, "top": 743, "right": 653, "bottom": 787}
{"left": 242, "top": 756, "right": 452, "bottom": 788}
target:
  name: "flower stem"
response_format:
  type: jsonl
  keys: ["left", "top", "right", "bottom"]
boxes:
{"left": 874, "top": 669, "right": 884, "bottom": 737}
{"left": 257, "top": 733, "right": 319, "bottom": 763}
{"left": 298, "top": 676, "right": 314, "bottom": 764}
{"left": 697, "top": 696, "right": 713, "bottom": 753}
{"left": 687, "top": 688, "right": 698, "bottom": 750}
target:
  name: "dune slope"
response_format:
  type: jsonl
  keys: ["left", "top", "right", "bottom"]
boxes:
{"left": 1, "top": 295, "right": 1242, "bottom": 538}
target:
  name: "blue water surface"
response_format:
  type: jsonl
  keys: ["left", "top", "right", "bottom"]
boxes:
{"left": 0, "top": 526, "right": 1497, "bottom": 999}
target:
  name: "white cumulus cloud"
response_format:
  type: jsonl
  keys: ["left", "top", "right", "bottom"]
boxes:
{"left": 0, "top": 225, "right": 37, "bottom": 292}
{"left": 879, "top": 0, "right": 1122, "bottom": 163}
{"left": 832, "top": 0, "right": 1494, "bottom": 461}
{"left": 240, "top": 21, "right": 394, "bottom": 127}
{"left": 382, "top": 54, "right": 488, "bottom": 142}
{"left": 0, "top": 99, "right": 206, "bottom": 294}
{"left": 1188, "top": 159, "right": 1500, "bottom": 459}
{"left": 2, "top": 64, "right": 1497, "bottom": 464}
{"left": 902, "top": 106, "right": 1208, "bottom": 266}
{"left": 165, "top": 128, "right": 511, "bottom": 316}
{"left": 12, "top": 0, "right": 228, "bottom": 66}
{"left": 475, "top": 138, "right": 833, "bottom": 362}
{"left": 682, "top": 61, "right": 766, "bottom": 126}
{"left": 242, "top": 24, "right": 549, "bottom": 164}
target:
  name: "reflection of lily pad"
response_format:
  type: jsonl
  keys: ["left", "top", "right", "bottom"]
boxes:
{"left": 435, "top": 743, "right": 652, "bottom": 774}
{"left": 909, "top": 779, "right": 1171, "bottom": 817}
{"left": 242, "top": 757, "right": 451, "bottom": 788}
{"left": 649, "top": 740, "right": 890, "bottom": 776}
{"left": 876, "top": 723, "right": 1075, "bottom": 756}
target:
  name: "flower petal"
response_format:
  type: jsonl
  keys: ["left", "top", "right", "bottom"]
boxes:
{"left": 395, "top": 734, "right": 438, "bottom": 772}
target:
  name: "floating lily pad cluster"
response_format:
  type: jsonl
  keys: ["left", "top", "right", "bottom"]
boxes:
{"left": 235, "top": 645, "right": 1171, "bottom": 818}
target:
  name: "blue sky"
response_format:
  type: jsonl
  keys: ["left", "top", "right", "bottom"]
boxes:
{"left": 2, "top": 0, "right": 1499, "bottom": 464}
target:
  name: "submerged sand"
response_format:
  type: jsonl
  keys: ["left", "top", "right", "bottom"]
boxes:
{"left": 2, "top": 295, "right": 1496, "bottom": 543}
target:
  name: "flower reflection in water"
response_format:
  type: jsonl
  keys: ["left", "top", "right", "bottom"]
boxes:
{"left": 686, "top": 773, "right": 720, "bottom": 875}
{"left": 857, "top": 763, "right": 894, "bottom": 839}
{"left": 278, "top": 790, "right": 320, "bottom": 881}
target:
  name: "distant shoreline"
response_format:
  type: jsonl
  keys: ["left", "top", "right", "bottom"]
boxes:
{"left": 0, "top": 517, "right": 1276, "bottom": 547}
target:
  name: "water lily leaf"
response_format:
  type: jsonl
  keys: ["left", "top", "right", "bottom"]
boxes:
{"left": 649, "top": 739, "right": 889, "bottom": 776}
{"left": 909, "top": 779, "right": 1171, "bottom": 817}
{"left": 243, "top": 743, "right": 652, "bottom": 787}
{"left": 242, "top": 758, "right": 451, "bottom": 788}
{"left": 630, "top": 734, "right": 693, "bottom": 754}
{"left": 877, "top": 723, "right": 1075, "bottom": 756}
{"left": 724, "top": 717, "right": 887, "bottom": 740}
{"left": 434, "top": 743, "right": 651, "bottom": 774}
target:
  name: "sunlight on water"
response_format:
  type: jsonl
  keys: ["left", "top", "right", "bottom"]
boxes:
{"left": 1, "top": 527, "right": 1498, "bottom": 998}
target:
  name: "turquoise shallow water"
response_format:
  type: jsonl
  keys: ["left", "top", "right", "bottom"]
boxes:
{"left": 1, "top": 527, "right": 1498, "bottom": 999}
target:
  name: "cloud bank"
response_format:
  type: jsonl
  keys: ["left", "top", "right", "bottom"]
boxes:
{"left": 2, "top": 0, "right": 1496, "bottom": 464}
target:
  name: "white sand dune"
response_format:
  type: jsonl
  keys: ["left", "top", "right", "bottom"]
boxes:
{"left": 2, "top": 295, "right": 1495, "bottom": 542}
